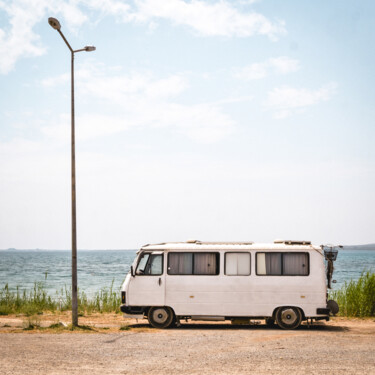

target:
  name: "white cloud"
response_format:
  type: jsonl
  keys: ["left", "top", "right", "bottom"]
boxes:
{"left": 150, "top": 102, "right": 234, "bottom": 142}
{"left": 41, "top": 64, "right": 234, "bottom": 143}
{"left": 41, "top": 113, "right": 131, "bottom": 141}
{"left": 209, "top": 95, "right": 254, "bottom": 105}
{"left": 234, "top": 62, "right": 268, "bottom": 80}
{"left": 43, "top": 102, "right": 234, "bottom": 143}
{"left": 264, "top": 83, "right": 337, "bottom": 119}
{"left": 56, "top": 1, "right": 89, "bottom": 31}
{"left": 268, "top": 56, "right": 300, "bottom": 74}
{"left": 0, "top": 0, "right": 89, "bottom": 74}
{"left": 80, "top": 0, "right": 132, "bottom": 21}
{"left": 41, "top": 73, "right": 70, "bottom": 87}
{"left": 233, "top": 56, "right": 299, "bottom": 81}
{"left": 0, "top": 0, "right": 286, "bottom": 74}
{"left": 131, "top": 0, "right": 285, "bottom": 39}
{"left": 0, "top": 0, "right": 47, "bottom": 74}
{"left": 76, "top": 65, "right": 190, "bottom": 100}
{"left": 238, "top": 0, "right": 260, "bottom": 4}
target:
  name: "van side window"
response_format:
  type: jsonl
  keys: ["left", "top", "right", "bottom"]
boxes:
{"left": 257, "top": 253, "right": 282, "bottom": 275}
{"left": 168, "top": 253, "right": 193, "bottom": 274}
{"left": 225, "top": 253, "right": 251, "bottom": 275}
{"left": 283, "top": 253, "right": 309, "bottom": 275}
{"left": 256, "top": 252, "right": 309, "bottom": 276}
{"left": 168, "top": 252, "right": 219, "bottom": 275}
{"left": 194, "top": 253, "right": 218, "bottom": 275}
{"left": 136, "top": 253, "right": 163, "bottom": 275}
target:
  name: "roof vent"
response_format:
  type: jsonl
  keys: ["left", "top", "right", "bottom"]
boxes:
{"left": 186, "top": 239, "right": 198, "bottom": 243}
{"left": 274, "top": 239, "right": 311, "bottom": 245}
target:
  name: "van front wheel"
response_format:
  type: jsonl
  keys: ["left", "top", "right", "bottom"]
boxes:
{"left": 275, "top": 307, "right": 302, "bottom": 330}
{"left": 148, "top": 307, "right": 174, "bottom": 329}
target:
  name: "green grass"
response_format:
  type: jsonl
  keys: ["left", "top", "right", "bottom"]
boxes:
{"left": 23, "top": 315, "right": 41, "bottom": 330}
{"left": 329, "top": 271, "right": 375, "bottom": 317}
{"left": 0, "top": 283, "right": 56, "bottom": 316}
{"left": 21, "top": 320, "right": 96, "bottom": 332}
{"left": 0, "top": 280, "right": 121, "bottom": 315}
{"left": 119, "top": 325, "right": 131, "bottom": 331}
{"left": 2, "top": 272, "right": 374, "bottom": 318}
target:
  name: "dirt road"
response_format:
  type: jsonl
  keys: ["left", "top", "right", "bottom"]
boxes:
{"left": 1, "top": 316, "right": 374, "bottom": 375}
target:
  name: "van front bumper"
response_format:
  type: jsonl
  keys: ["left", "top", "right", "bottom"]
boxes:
{"left": 120, "top": 304, "right": 146, "bottom": 315}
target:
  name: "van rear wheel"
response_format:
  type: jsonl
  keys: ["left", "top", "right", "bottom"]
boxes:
{"left": 148, "top": 307, "right": 174, "bottom": 329}
{"left": 275, "top": 307, "right": 302, "bottom": 330}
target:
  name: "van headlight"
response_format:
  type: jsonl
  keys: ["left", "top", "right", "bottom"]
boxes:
{"left": 121, "top": 291, "right": 126, "bottom": 304}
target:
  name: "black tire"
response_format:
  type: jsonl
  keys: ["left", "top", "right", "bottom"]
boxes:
{"left": 265, "top": 318, "right": 275, "bottom": 327}
{"left": 147, "top": 307, "right": 174, "bottom": 329}
{"left": 327, "top": 300, "right": 339, "bottom": 315}
{"left": 275, "top": 307, "right": 302, "bottom": 330}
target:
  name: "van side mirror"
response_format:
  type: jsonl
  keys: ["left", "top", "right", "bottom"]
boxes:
{"left": 130, "top": 265, "right": 135, "bottom": 277}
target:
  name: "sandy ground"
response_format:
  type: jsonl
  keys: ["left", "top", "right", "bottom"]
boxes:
{"left": 0, "top": 313, "right": 374, "bottom": 375}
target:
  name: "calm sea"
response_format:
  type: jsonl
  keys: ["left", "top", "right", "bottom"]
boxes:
{"left": 0, "top": 249, "right": 374, "bottom": 297}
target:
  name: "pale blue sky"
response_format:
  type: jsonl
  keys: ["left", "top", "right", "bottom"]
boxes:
{"left": 0, "top": 0, "right": 374, "bottom": 249}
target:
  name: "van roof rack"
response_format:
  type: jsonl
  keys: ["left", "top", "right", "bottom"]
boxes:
{"left": 274, "top": 240, "right": 311, "bottom": 245}
{"left": 194, "top": 241, "right": 254, "bottom": 245}
{"left": 143, "top": 240, "right": 255, "bottom": 247}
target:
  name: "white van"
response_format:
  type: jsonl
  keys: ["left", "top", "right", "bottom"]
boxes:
{"left": 120, "top": 240, "right": 337, "bottom": 329}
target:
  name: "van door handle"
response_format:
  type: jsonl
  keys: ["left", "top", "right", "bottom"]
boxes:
{"left": 158, "top": 277, "right": 162, "bottom": 286}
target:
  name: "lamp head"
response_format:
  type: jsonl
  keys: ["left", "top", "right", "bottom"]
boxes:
{"left": 84, "top": 46, "right": 96, "bottom": 52}
{"left": 48, "top": 17, "right": 61, "bottom": 30}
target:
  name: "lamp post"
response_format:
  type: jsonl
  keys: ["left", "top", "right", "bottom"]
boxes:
{"left": 48, "top": 17, "right": 96, "bottom": 327}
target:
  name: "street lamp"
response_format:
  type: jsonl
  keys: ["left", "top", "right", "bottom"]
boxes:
{"left": 48, "top": 17, "right": 96, "bottom": 327}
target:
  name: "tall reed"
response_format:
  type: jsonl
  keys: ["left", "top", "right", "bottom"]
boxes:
{"left": 2, "top": 272, "right": 374, "bottom": 317}
{"left": 0, "top": 281, "right": 121, "bottom": 315}
{"left": 330, "top": 271, "right": 375, "bottom": 317}
{"left": 0, "top": 282, "right": 56, "bottom": 315}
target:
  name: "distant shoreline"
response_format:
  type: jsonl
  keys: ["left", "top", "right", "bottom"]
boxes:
{"left": 0, "top": 249, "right": 137, "bottom": 252}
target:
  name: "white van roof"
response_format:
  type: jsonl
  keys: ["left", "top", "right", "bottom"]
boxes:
{"left": 140, "top": 240, "right": 322, "bottom": 252}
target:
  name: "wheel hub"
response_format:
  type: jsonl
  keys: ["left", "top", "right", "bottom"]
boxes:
{"left": 281, "top": 308, "right": 297, "bottom": 324}
{"left": 153, "top": 309, "right": 168, "bottom": 324}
